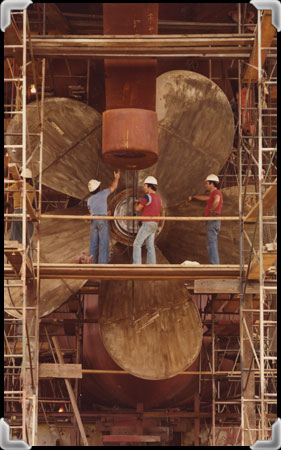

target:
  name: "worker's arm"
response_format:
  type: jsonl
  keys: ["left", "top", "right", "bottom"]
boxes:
{"left": 135, "top": 202, "right": 144, "bottom": 212}
{"left": 188, "top": 194, "right": 209, "bottom": 202}
{"left": 109, "top": 171, "right": 120, "bottom": 193}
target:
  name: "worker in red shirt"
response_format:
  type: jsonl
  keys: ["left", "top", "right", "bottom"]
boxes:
{"left": 188, "top": 174, "right": 223, "bottom": 264}
{"left": 133, "top": 176, "right": 162, "bottom": 264}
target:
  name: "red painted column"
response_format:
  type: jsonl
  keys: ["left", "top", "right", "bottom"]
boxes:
{"left": 102, "top": 3, "right": 159, "bottom": 169}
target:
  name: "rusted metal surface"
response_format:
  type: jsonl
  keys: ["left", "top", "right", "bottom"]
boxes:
{"left": 102, "top": 4, "right": 159, "bottom": 169}
{"left": 98, "top": 246, "right": 202, "bottom": 380}
{"left": 102, "top": 109, "right": 158, "bottom": 169}
{"left": 104, "top": 60, "right": 157, "bottom": 111}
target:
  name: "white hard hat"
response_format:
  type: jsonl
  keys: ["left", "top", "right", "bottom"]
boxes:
{"left": 20, "top": 167, "right": 32, "bottom": 178}
{"left": 205, "top": 174, "right": 219, "bottom": 183}
{"left": 88, "top": 179, "right": 101, "bottom": 192}
{"left": 144, "top": 176, "right": 158, "bottom": 186}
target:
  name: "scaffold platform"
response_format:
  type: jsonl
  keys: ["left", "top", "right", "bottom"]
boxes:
{"left": 4, "top": 263, "right": 246, "bottom": 280}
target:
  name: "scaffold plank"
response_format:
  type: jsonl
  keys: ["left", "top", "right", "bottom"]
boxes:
{"left": 39, "top": 363, "right": 82, "bottom": 379}
{"left": 194, "top": 279, "right": 260, "bottom": 294}
{"left": 3, "top": 263, "right": 244, "bottom": 280}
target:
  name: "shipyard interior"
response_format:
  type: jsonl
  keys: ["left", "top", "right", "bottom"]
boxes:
{"left": 3, "top": 3, "right": 277, "bottom": 447}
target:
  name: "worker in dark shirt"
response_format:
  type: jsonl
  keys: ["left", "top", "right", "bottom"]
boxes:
{"left": 189, "top": 174, "right": 223, "bottom": 264}
{"left": 133, "top": 176, "right": 162, "bottom": 264}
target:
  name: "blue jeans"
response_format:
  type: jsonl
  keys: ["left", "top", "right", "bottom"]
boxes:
{"left": 133, "top": 221, "right": 158, "bottom": 264}
{"left": 90, "top": 220, "right": 109, "bottom": 264}
{"left": 206, "top": 220, "right": 221, "bottom": 264}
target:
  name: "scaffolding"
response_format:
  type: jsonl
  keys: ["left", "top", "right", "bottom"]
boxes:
{"left": 4, "top": 9, "right": 45, "bottom": 446}
{"left": 3, "top": 4, "right": 277, "bottom": 447}
{"left": 238, "top": 8, "right": 277, "bottom": 445}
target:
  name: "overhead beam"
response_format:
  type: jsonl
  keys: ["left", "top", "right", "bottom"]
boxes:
{"left": 242, "top": 10, "right": 276, "bottom": 83}
{"left": 4, "top": 34, "right": 255, "bottom": 59}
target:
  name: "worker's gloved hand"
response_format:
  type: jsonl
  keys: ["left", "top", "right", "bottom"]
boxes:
{"left": 210, "top": 210, "right": 218, "bottom": 217}
{"left": 188, "top": 195, "right": 192, "bottom": 202}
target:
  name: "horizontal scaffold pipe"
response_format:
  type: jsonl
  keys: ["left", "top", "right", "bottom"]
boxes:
{"left": 82, "top": 369, "right": 276, "bottom": 375}
{"left": 4, "top": 213, "right": 242, "bottom": 221}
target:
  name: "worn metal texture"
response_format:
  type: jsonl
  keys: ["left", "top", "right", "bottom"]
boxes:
{"left": 83, "top": 293, "right": 210, "bottom": 409}
{"left": 6, "top": 97, "right": 120, "bottom": 199}
{"left": 4, "top": 206, "right": 90, "bottom": 318}
{"left": 157, "top": 185, "right": 258, "bottom": 265}
{"left": 139, "top": 70, "right": 235, "bottom": 204}
{"left": 104, "top": 60, "right": 157, "bottom": 111}
{"left": 102, "top": 109, "right": 158, "bottom": 169}
{"left": 102, "top": 3, "right": 159, "bottom": 170}
{"left": 98, "top": 245, "right": 202, "bottom": 380}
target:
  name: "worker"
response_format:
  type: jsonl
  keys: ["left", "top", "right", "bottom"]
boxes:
{"left": 7, "top": 167, "right": 35, "bottom": 252}
{"left": 133, "top": 176, "right": 162, "bottom": 264}
{"left": 188, "top": 174, "right": 223, "bottom": 264}
{"left": 87, "top": 171, "right": 120, "bottom": 264}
